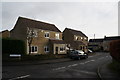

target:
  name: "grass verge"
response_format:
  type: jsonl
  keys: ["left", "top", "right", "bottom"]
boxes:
{"left": 108, "top": 59, "right": 120, "bottom": 74}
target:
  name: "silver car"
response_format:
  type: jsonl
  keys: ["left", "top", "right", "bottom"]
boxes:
{"left": 69, "top": 50, "right": 88, "bottom": 60}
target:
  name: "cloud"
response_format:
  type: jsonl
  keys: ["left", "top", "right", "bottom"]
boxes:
{"left": 2, "top": 2, "right": 118, "bottom": 39}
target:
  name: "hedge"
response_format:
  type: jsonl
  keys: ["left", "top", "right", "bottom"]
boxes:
{"left": 110, "top": 40, "right": 120, "bottom": 62}
{"left": 2, "top": 38, "right": 26, "bottom": 55}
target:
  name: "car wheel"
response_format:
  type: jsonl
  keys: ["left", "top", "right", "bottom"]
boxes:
{"left": 70, "top": 57, "right": 73, "bottom": 59}
{"left": 85, "top": 56, "right": 88, "bottom": 59}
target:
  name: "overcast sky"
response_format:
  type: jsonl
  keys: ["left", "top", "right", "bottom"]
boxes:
{"left": 1, "top": 2, "right": 118, "bottom": 39}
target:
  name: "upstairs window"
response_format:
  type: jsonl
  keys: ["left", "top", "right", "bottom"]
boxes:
{"left": 45, "top": 32, "right": 49, "bottom": 38}
{"left": 33, "top": 30, "right": 38, "bottom": 37}
{"left": 84, "top": 37, "right": 87, "bottom": 41}
{"left": 76, "top": 36, "right": 78, "bottom": 40}
{"left": 27, "top": 28, "right": 38, "bottom": 38}
{"left": 55, "top": 33, "right": 59, "bottom": 39}
{"left": 81, "top": 37, "right": 83, "bottom": 39}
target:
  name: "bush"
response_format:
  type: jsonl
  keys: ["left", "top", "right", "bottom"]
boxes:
{"left": 22, "top": 54, "right": 67, "bottom": 61}
{"left": 110, "top": 40, "right": 120, "bottom": 62}
{"left": 108, "top": 59, "right": 120, "bottom": 74}
{"left": 2, "top": 38, "right": 26, "bottom": 58}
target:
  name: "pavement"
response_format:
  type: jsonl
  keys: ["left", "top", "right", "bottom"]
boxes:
{"left": 98, "top": 61, "right": 120, "bottom": 80}
{"left": 2, "top": 58, "right": 72, "bottom": 66}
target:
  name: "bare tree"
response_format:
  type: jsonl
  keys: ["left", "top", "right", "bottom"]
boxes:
{"left": 27, "top": 27, "right": 37, "bottom": 54}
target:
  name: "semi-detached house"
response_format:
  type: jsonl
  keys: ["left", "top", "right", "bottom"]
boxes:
{"left": 10, "top": 17, "right": 67, "bottom": 55}
{"left": 63, "top": 28, "right": 88, "bottom": 53}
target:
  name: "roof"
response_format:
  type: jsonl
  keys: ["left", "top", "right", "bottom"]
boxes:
{"left": 49, "top": 39, "right": 66, "bottom": 44}
{"left": 0, "top": 30, "right": 9, "bottom": 33}
{"left": 13, "top": 17, "right": 61, "bottom": 32}
{"left": 64, "top": 28, "right": 88, "bottom": 37}
{"left": 89, "top": 38, "right": 104, "bottom": 42}
{"left": 104, "top": 36, "right": 120, "bottom": 41}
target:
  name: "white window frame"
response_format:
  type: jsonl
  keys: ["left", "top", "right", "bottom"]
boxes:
{"left": 55, "top": 33, "right": 59, "bottom": 39}
{"left": 45, "top": 32, "right": 50, "bottom": 38}
{"left": 60, "top": 46, "right": 65, "bottom": 52}
{"left": 30, "top": 46, "right": 38, "bottom": 53}
{"left": 44, "top": 46, "right": 49, "bottom": 53}
{"left": 33, "top": 30, "right": 38, "bottom": 37}
{"left": 76, "top": 36, "right": 78, "bottom": 40}
{"left": 81, "top": 37, "right": 83, "bottom": 39}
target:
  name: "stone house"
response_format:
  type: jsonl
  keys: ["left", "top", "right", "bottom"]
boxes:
{"left": 10, "top": 17, "right": 67, "bottom": 55}
{"left": 88, "top": 39, "right": 104, "bottom": 51}
{"left": 103, "top": 36, "right": 120, "bottom": 51}
{"left": 63, "top": 28, "right": 88, "bottom": 53}
{"left": 88, "top": 36, "right": 120, "bottom": 52}
{"left": 0, "top": 30, "right": 10, "bottom": 38}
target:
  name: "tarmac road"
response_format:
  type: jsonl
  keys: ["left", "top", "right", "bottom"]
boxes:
{"left": 2, "top": 52, "right": 112, "bottom": 79}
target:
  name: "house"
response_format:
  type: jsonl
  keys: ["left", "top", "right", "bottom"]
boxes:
{"left": 88, "top": 36, "right": 120, "bottom": 52}
{"left": 0, "top": 30, "right": 10, "bottom": 38}
{"left": 63, "top": 28, "right": 88, "bottom": 53}
{"left": 10, "top": 17, "right": 67, "bottom": 55}
{"left": 103, "top": 36, "right": 120, "bottom": 51}
{"left": 88, "top": 38, "right": 104, "bottom": 51}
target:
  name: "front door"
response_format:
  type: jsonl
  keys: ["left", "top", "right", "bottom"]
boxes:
{"left": 56, "top": 47, "right": 58, "bottom": 54}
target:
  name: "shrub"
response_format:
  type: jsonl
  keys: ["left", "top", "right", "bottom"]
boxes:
{"left": 110, "top": 40, "right": 120, "bottom": 62}
{"left": 22, "top": 54, "right": 67, "bottom": 61}
{"left": 2, "top": 38, "right": 26, "bottom": 57}
{"left": 108, "top": 59, "right": 120, "bottom": 74}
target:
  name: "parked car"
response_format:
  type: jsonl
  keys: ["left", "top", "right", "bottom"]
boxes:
{"left": 69, "top": 50, "right": 88, "bottom": 60}
{"left": 88, "top": 49, "right": 93, "bottom": 53}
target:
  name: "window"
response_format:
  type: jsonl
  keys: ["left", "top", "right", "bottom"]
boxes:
{"left": 33, "top": 30, "right": 38, "bottom": 37}
{"left": 81, "top": 37, "right": 83, "bottom": 39}
{"left": 30, "top": 46, "right": 38, "bottom": 53}
{"left": 60, "top": 47, "right": 65, "bottom": 52}
{"left": 80, "top": 46, "right": 82, "bottom": 50}
{"left": 45, "top": 32, "right": 49, "bottom": 38}
{"left": 84, "top": 37, "right": 87, "bottom": 41}
{"left": 44, "top": 46, "right": 49, "bottom": 52}
{"left": 76, "top": 36, "right": 78, "bottom": 40}
{"left": 55, "top": 33, "right": 59, "bottom": 39}
{"left": 27, "top": 29, "right": 38, "bottom": 38}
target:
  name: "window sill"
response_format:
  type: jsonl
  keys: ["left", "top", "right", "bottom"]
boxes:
{"left": 60, "top": 51, "right": 65, "bottom": 52}
{"left": 31, "top": 52, "right": 38, "bottom": 53}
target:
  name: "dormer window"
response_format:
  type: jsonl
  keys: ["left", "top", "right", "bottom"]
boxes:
{"left": 45, "top": 32, "right": 49, "bottom": 38}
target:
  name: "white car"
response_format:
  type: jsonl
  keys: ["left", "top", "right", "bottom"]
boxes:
{"left": 69, "top": 50, "right": 88, "bottom": 60}
{"left": 88, "top": 49, "right": 93, "bottom": 53}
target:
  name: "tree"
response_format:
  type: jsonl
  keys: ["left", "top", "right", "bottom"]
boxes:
{"left": 27, "top": 27, "right": 37, "bottom": 54}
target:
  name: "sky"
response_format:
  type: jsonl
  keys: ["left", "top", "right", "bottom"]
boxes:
{"left": 1, "top": 1, "right": 119, "bottom": 39}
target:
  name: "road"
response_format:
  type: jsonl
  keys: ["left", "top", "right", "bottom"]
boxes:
{"left": 2, "top": 52, "right": 112, "bottom": 79}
